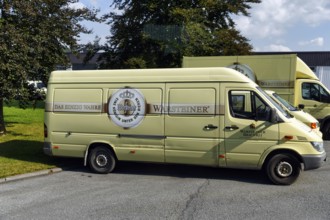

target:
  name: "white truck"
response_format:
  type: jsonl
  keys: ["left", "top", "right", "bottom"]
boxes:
{"left": 182, "top": 54, "right": 330, "bottom": 139}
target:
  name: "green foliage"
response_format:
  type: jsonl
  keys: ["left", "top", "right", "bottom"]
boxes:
{"left": 99, "top": 0, "right": 260, "bottom": 69}
{"left": 0, "top": 0, "right": 99, "bottom": 133}
{"left": 0, "top": 102, "right": 82, "bottom": 178}
{"left": 124, "top": 58, "right": 147, "bottom": 69}
{"left": 0, "top": 103, "right": 54, "bottom": 178}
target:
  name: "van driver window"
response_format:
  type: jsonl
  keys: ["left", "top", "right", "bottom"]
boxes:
{"left": 229, "top": 90, "right": 271, "bottom": 121}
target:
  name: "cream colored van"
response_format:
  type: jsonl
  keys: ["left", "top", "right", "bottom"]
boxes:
{"left": 182, "top": 54, "right": 330, "bottom": 139}
{"left": 44, "top": 67, "right": 326, "bottom": 185}
{"left": 265, "top": 90, "right": 322, "bottom": 137}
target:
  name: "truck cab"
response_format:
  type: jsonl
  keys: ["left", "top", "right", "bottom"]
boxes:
{"left": 295, "top": 79, "right": 330, "bottom": 139}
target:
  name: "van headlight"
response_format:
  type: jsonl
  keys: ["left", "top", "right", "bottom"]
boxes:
{"left": 311, "top": 142, "right": 324, "bottom": 152}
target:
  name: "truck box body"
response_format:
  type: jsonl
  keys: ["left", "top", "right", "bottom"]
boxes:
{"left": 44, "top": 67, "right": 326, "bottom": 185}
{"left": 182, "top": 55, "right": 330, "bottom": 139}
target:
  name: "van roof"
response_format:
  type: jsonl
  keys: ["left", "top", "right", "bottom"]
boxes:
{"left": 49, "top": 67, "right": 253, "bottom": 84}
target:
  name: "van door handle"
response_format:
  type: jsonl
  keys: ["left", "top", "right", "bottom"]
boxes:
{"left": 203, "top": 124, "right": 218, "bottom": 131}
{"left": 225, "top": 125, "right": 239, "bottom": 131}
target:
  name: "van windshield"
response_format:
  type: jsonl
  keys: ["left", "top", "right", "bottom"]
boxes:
{"left": 257, "top": 87, "right": 291, "bottom": 119}
{"left": 272, "top": 92, "right": 297, "bottom": 111}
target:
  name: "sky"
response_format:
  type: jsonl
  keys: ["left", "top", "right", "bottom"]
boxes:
{"left": 74, "top": 0, "right": 330, "bottom": 52}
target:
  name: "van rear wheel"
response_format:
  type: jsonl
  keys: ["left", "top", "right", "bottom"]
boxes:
{"left": 88, "top": 146, "right": 116, "bottom": 174}
{"left": 266, "top": 154, "right": 301, "bottom": 185}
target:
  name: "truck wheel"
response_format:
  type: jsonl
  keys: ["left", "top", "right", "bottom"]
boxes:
{"left": 266, "top": 154, "right": 301, "bottom": 185}
{"left": 88, "top": 146, "right": 116, "bottom": 174}
{"left": 322, "top": 122, "right": 330, "bottom": 140}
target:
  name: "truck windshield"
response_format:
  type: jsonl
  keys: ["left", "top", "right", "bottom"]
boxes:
{"left": 257, "top": 87, "right": 290, "bottom": 119}
{"left": 271, "top": 92, "right": 297, "bottom": 111}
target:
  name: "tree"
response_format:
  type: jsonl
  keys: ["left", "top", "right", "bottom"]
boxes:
{"left": 99, "top": 0, "right": 260, "bottom": 69}
{"left": 0, "top": 0, "right": 98, "bottom": 134}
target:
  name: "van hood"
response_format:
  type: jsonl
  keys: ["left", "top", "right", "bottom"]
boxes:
{"left": 281, "top": 117, "right": 322, "bottom": 141}
{"left": 291, "top": 110, "right": 318, "bottom": 125}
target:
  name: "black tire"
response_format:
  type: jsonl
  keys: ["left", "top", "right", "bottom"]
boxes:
{"left": 88, "top": 146, "right": 116, "bottom": 174}
{"left": 322, "top": 122, "right": 330, "bottom": 140}
{"left": 266, "top": 154, "right": 301, "bottom": 185}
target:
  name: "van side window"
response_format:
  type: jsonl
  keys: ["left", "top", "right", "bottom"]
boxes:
{"left": 302, "top": 82, "right": 330, "bottom": 102}
{"left": 229, "top": 90, "right": 271, "bottom": 121}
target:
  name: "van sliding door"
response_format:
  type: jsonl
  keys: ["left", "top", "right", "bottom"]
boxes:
{"left": 107, "top": 84, "right": 165, "bottom": 163}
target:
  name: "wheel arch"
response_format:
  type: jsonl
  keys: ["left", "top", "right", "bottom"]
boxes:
{"left": 84, "top": 142, "right": 117, "bottom": 166}
{"left": 260, "top": 149, "right": 303, "bottom": 170}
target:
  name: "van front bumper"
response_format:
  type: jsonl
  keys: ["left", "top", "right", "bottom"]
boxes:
{"left": 43, "top": 142, "right": 53, "bottom": 156}
{"left": 302, "top": 152, "right": 326, "bottom": 170}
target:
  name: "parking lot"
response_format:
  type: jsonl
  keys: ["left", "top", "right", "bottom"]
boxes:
{"left": 1, "top": 142, "right": 329, "bottom": 220}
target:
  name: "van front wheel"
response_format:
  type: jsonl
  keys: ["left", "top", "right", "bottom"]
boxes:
{"left": 88, "top": 146, "right": 116, "bottom": 174}
{"left": 266, "top": 154, "right": 301, "bottom": 185}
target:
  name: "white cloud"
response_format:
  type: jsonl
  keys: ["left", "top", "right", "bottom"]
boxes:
{"left": 234, "top": 0, "right": 330, "bottom": 39}
{"left": 85, "top": 0, "right": 103, "bottom": 8}
{"left": 78, "top": 0, "right": 111, "bottom": 11}
{"left": 234, "top": 0, "right": 295, "bottom": 39}
{"left": 89, "top": 0, "right": 98, "bottom": 6}
{"left": 299, "top": 2, "right": 330, "bottom": 26}
{"left": 233, "top": 0, "right": 330, "bottom": 51}
{"left": 299, "top": 37, "right": 324, "bottom": 46}
{"left": 263, "top": 44, "right": 292, "bottom": 52}
{"left": 69, "top": 2, "right": 86, "bottom": 10}
{"left": 72, "top": 1, "right": 104, "bottom": 10}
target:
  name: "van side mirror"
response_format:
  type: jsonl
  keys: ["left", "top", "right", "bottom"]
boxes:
{"left": 269, "top": 108, "right": 278, "bottom": 123}
{"left": 298, "top": 104, "right": 305, "bottom": 109}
